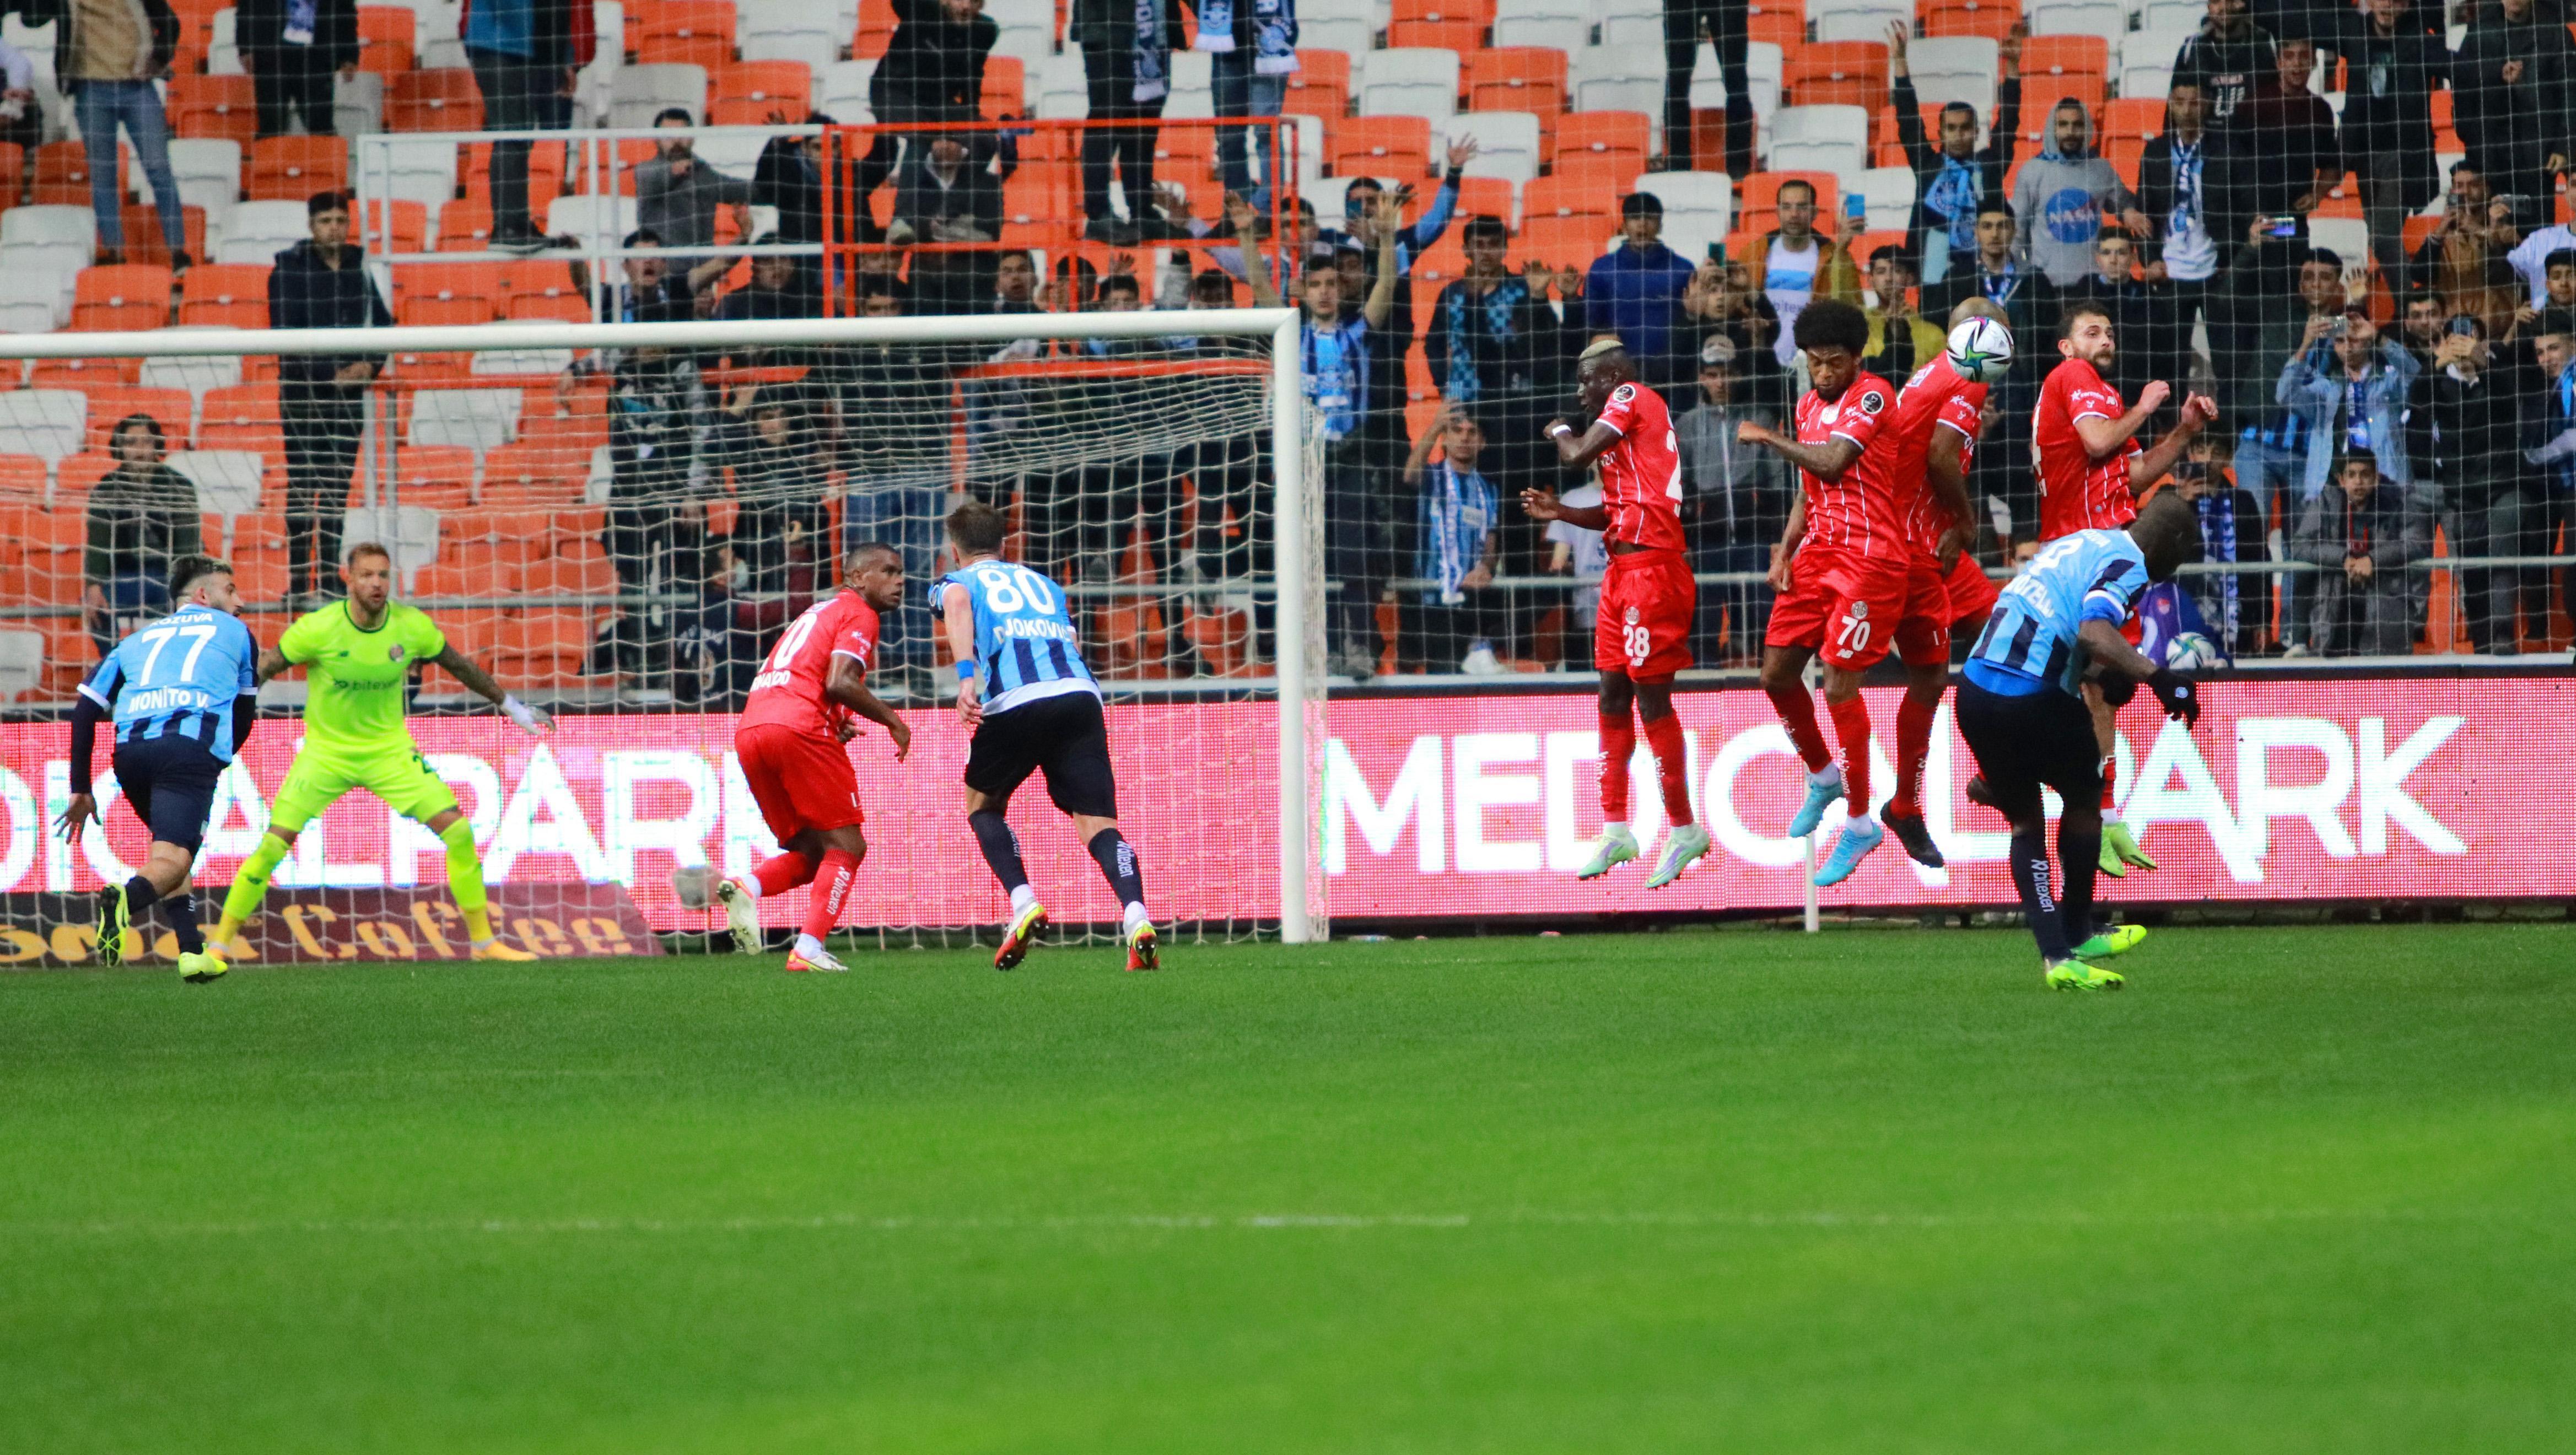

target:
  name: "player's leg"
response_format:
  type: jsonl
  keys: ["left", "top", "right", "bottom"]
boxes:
{"left": 105, "top": 742, "right": 224, "bottom": 979}
{"left": 1635, "top": 676, "right": 1711, "bottom": 890}
{"left": 786, "top": 823, "right": 867, "bottom": 974}
{"left": 213, "top": 748, "right": 352, "bottom": 953}
{"left": 1759, "top": 557, "right": 1840, "bottom": 831}
{"left": 1955, "top": 682, "right": 2110, "bottom": 988}
{"left": 2084, "top": 680, "right": 2155, "bottom": 874}
{"left": 1883, "top": 569, "right": 1955, "bottom": 868}
{"left": 1810, "top": 564, "right": 1914, "bottom": 887}
{"left": 962, "top": 710, "right": 1052, "bottom": 969}
{"left": 363, "top": 746, "right": 526, "bottom": 961}
{"left": 713, "top": 726, "right": 827, "bottom": 953}
{"left": 1810, "top": 660, "right": 1885, "bottom": 886}
{"left": 1578, "top": 667, "right": 1643, "bottom": 879}
{"left": 1042, "top": 697, "right": 1156, "bottom": 971}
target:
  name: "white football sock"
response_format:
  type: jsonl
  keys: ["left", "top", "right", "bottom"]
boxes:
{"left": 793, "top": 933, "right": 826, "bottom": 960}
{"left": 1009, "top": 884, "right": 1036, "bottom": 914}
{"left": 1123, "top": 902, "right": 1148, "bottom": 933}
{"left": 735, "top": 875, "right": 762, "bottom": 901}
{"left": 1809, "top": 763, "right": 1844, "bottom": 788}
{"left": 1603, "top": 820, "right": 1629, "bottom": 836}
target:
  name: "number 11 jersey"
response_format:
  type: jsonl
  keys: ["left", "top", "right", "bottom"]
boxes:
{"left": 932, "top": 560, "right": 1100, "bottom": 716}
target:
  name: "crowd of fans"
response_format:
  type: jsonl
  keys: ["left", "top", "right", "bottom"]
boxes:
{"left": 61, "top": 0, "right": 2576, "bottom": 691}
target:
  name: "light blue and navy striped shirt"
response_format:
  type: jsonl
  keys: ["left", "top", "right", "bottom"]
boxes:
{"left": 1964, "top": 529, "right": 2149, "bottom": 698}
{"left": 933, "top": 559, "right": 1100, "bottom": 716}
{"left": 81, "top": 602, "right": 260, "bottom": 762}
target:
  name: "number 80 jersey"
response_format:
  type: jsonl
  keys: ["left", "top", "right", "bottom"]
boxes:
{"left": 932, "top": 560, "right": 1100, "bottom": 716}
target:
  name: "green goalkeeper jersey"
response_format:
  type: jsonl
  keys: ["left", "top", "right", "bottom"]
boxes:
{"left": 280, "top": 601, "right": 448, "bottom": 751}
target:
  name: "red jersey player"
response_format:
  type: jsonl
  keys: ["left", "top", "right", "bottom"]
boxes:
{"left": 1736, "top": 299, "right": 1954, "bottom": 887}
{"left": 1863, "top": 298, "right": 2010, "bottom": 869}
{"left": 2032, "top": 301, "right": 2216, "bottom": 878}
{"left": 709, "top": 545, "right": 913, "bottom": 973}
{"left": 1520, "top": 337, "right": 1710, "bottom": 890}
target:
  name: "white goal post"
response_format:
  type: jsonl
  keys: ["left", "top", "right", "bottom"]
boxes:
{"left": 0, "top": 308, "right": 1326, "bottom": 946}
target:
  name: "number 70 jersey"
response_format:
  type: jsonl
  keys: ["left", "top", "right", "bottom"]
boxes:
{"left": 931, "top": 560, "right": 1101, "bottom": 716}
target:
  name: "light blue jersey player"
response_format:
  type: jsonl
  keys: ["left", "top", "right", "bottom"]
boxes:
{"left": 1952, "top": 497, "right": 2204, "bottom": 990}
{"left": 931, "top": 502, "right": 1158, "bottom": 974}
{"left": 57, "top": 556, "right": 261, "bottom": 983}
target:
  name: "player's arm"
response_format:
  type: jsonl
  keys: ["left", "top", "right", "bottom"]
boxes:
{"left": 1361, "top": 192, "right": 1401, "bottom": 330}
{"left": 2073, "top": 381, "right": 2170, "bottom": 462}
{"left": 940, "top": 581, "right": 985, "bottom": 727}
{"left": 1769, "top": 494, "right": 1808, "bottom": 589}
{"left": 56, "top": 681, "right": 111, "bottom": 842}
{"left": 824, "top": 653, "right": 910, "bottom": 761}
{"left": 2124, "top": 392, "right": 2219, "bottom": 493}
{"left": 1736, "top": 417, "right": 1860, "bottom": 482}
{"left": 429, "top": 645, "right": 554, "bottom": 735}
{"left": 254, "top": 645, "right": 294, "bottom": 685}
{"left": 1519, "top": 486, "right": 1607, "bottom": 530}
{"left": 2077, "top": 608, "right": 2199, "bottom": 726}
{"left": 1543, "top": 416, "right": 1622, "bottom": 471}
{"left": 1926, "top": 420, "right": 1980, "bottom": 567}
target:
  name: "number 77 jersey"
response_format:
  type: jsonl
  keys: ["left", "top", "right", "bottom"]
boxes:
{"left": 83, "top": 602, "right": 260, "bottom": 762}
{"left": 932, "top": 560, "right": 1102, "bottom": 715}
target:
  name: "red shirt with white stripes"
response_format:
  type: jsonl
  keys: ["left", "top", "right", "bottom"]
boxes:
{"left": 1887, "top": 354, "right": 1988, "bottom": 558}
{"left": 1791, "top": 369, "right": 1905, "bottom": 559}
{"left": 2035, "top": 356, "right": 2141, "bottom": 540}
{"left": 739, "top": 589, "right": 880, "bottom": 741}
{"left": 1590, "top": 380, "right": 1689, "bottom": 552}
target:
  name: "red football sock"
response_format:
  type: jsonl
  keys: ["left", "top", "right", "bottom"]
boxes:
{"left": 1640, "top": 712, "right": 1694, "bottom": 827}
{"left": 1889, "top": 693, "right": 1938, "bottom": 818}
{"left": 1598, "top": 710, "right": 1636, "bottom": 821}
{"left": 2100, "top": 767, "right": 2118, "bottom": 812}
{"left": 1764, "top": 680, "right": 1834, "bottom": 772}
{"left": 1826, "top": 695, "right": 1875, "bottom": 818}
{"left": 800, "top": 849, "right": 861, "bottom": 945}
{"left": 752, "top": 850, "right": 817, "bottom": 898}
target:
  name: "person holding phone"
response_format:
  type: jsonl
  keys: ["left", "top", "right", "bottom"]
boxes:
{"left": 1736, "top": 179, "right": 1862, "bottom": 372}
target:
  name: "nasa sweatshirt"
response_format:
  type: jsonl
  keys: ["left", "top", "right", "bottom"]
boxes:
{"left": 2009, "top": 147, "right": 2138, "bottom": 289}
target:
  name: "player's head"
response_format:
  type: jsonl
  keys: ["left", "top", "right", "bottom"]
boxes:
{"left": 168, "top": 554, "right": 239, "bottom": 615}
{"left": 1792, "top": 298, "right": 1870, "bottom": 397}
{"left": 2058, "top": 300, "right": 2116, "bottom": 369}
{"left": 844, "top": 542, "right": 907, "bottom": 611}
{"left": 342, "top": 543, "right": 394, "bottom": 611}
{"left": 946, "top": 499, "right": 1010, "bottom": 562}
{"left": 1947, "top": 296, "right": 2007, "bottom": 332}
{"left": 2127, "top": 491, "right": 2202, "bottom": 583}
{"left": 1575, "top": 337, "right": 1635, "bottom": 410}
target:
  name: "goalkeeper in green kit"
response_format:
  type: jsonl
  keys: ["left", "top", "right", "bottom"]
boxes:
{"left": 211, "top": 544, "right": 554, "bottom": 961}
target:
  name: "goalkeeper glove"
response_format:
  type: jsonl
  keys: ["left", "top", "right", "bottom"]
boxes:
{"left": 2095, "top": 672, "right": 2139, "bottom": 709}
{"left": 2146, "top": 668, "right": 2200, "bottom": 728}
{"left": 500, "top": 693, "right": 553, "bottom": 737}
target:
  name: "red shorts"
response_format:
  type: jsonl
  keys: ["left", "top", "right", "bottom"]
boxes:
{"left": 1766, "top": 547, "right": 1949, "bottom": 669}
{"left": 1942, "top": 550, "right": 2000, "bottom": 632}
{"left": 736, "top": 722, "right": 865, "bottom": 842}
{"left": 1594, "top": 547, "right": 1696, "bottom": 682}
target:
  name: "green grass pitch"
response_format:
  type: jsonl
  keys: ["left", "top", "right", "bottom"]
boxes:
{"left": 5, "top": 923, "right": 2573, "bottom": 1453}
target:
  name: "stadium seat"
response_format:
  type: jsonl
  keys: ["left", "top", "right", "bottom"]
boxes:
{"left": 170, "top": 450, "right": 267, "bottom": 518}
{"left": 610, "top": 64, "right": 712, "bottom": 130}
{"left": 356, "top": 197, "right": 431, "bottom": 254}
{"left": 1855, "top": 165, "right": 1916, "bottom": 231}
{"left": 356, "top": 4, "right": 417, "bottom": 74}
{"left": 509, "top": 554, "right": 620, "bottom": 596}
{"left": 493, "top": 610, "right": 596, "bottom": 682}
{"left": 71, "top": 265, "right": 174, "bottom": 331}
{"left": 1296, "top": 0, "right": 1372, "bottom": 56}
{"left": 199, "top": 382, "right": 288, "bottom": 462}
{"left": 1445, "top": 112, "right": 1543, "bottom": 187}
{"left": 1595, "top": 0, "right": 1662, "bottom": 51}
{"left": 2025, "top": 0, "right": 2125, "bottom": 42}
{"left": 1516, "top": 214, "right": 1615, "bottom": 272}
{"left": 169, "top": 73, "right": 258, "bottom": 145}
{"left": 849, "top": 0, "right": 896, "bottom": 57}
{"left": 714, "top": 60, "right": 814, "bottom": 115}
{"left": 1906, "top": 36, "right": 2001, "bottom": 117}
{"left": 1570, "top": 47, "right": 1663, "bottom": 120}
{"left": 1465, "top": 48, "right": 1569, "bottom": 122}
{"left": 1634, "top": 171, "right": 1734, "bottom": 258}
{"left": 115, "top": 204, "right": 207, "bottom": 270}
{"left": 139, "top": 352, "right": 244, "bottom": 420}
{"left": 1286, "top": 50, "right": 1352, "bottom": 121}
{"left": 1387, "top": 15, "right": 1481, "bottom": 50}
{"left": 409, "top": 389, "right": 524, "bottom": 454}
{"left": 33, "top": 139, "right": 120, "bottom": 208}
{"left": 0, "top": 267, "right": 67, "bottom": 332}
{"left": 1361, "top": 49, "right": 1463, "bottom": 122}
{"left": 817, "top": 58, "right": 877, "bottom": 120}
{"left": 639, "top": 0, "right": 739, "bottom": 67}
{"left": 478, "top": 443, "right": 590, "bottom": 503}
{"left": 1738, "top": 169, "right": 1840, "bottom": 234}
{"left": 30, "top": 356, "right": 143, "bottom": 392}
{"left": 1553, "top": 111, "right": 1652, "bottom": 179}
{"left": 386, "top": 68, "right": 485, "bottom": 132}
{"left": 81, "top": 386, "right": 193, "bottom": 454}
{"left": 2021, "top": 34, "right": 2110, "bottom": 89}
{"left": 1769, "top": 104, "right": 1871, "bottom": 175}
{"left": 0, "top": 390, "right": 91, "bottom": 470}
{"left": 400, "top": 295, "right": 499, "bottom": 328}
{"left": 392, "top": 260, "right": 511, "bottom": 314}
{"left": 1813, "top": 0, "right": 1911, "bottom": 45}
{"left": 1332, "top": 117, "right": 1435, "bottom": 180}
{"left": 1522, "top": 174, "right": 1622, "bottom": 230}
{"left": 54, "top": 451, "right": 121, "bottom": 499}
{"left": 384, "top": 445, "right": 476, "bottom": 509}
{"left": 0, "top": 455, "right": 44, "bottom": 504}
{"left": 1491, "top": 2, "right": 1587, "bottom": 56}
{"left": 164, "top": 138, "right": 243, "bottom": 220}
{"left": 247, "top": 136, "right": 349, "bottom": 202}
{"left": 1784, "top": 41, "right": 1888, "bottom": 111}
{"left": 1921, "top": 0, "right": 2018, "bottom": 42}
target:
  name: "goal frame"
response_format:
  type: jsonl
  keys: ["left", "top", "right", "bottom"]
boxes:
{"left": 1, "top": 308, "right": 1323, "bottom": 944}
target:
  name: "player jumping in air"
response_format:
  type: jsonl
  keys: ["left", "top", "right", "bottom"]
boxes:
{"left": 2033, "top": 301, "right": 2216, "bottom": 878}
{"left": 1866, "top": 298, "right": 2013, "bottom": 869}
{"left": 709, "top": 544, "right": 913, "bottom": 974}
{"left": 935, "top": 502, "right": 1160, "bottom": 972}
{"left": 1521, "top": 337, "right": 1710, "bottom": 890}
{"left": 1737, "top": 299, "right": 1930, "bottom": 887}
{"left": 1955, "top": 493, "right": 2204, "bottom": 989}
{"left": 58, "top": 556, "right": 259, "bottom": 983}
{"left": 211, "top": 543, "right": 554, "bottom": 962}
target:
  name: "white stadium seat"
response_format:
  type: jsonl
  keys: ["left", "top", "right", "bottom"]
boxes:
{"left": 1856, "top": 165, "right": 1916, "bottom": 231}
{"left": 0, "top": 630, "right": 44, "bottom": 701}
{"left": 610, "top": 64, "right": 709, "bottom": 130}
{"left": 142, "top": 348, "right": 245, "bottom": 419}
{"left": 0, "top": 390, "right": 90, "bottom": 468}
{"left": 1445, "top": 112, "right": 1543, "bottom": 187}
{"left": 1769, "top": 104, "right": 1871, "bottom": 175}
{"left": 170, "top": 451, "right": 267, "bottom": 518}
{"left": 1361, "top": 48, "right": 1462, "bottom": 121}
{"left": 409, "top": 390, "right": 525, "bottom": 454}
{"left": 1812, "top": 0, "right": 1911, "bottom": 45}
{"left": 819, "top": 58, "right": 877, "bottom": 120}
{"left": 1, "top": 205, "right": 96, "bottom": 248}
{"left": 1635, "top": 170, "right": 1732, "bottom": 260}
{"left": 1907, "top": 37, "right": 1999, "bottom": 120}
{"left": 1574, "top": 47, "right": 1663, "bottom": 121}
{"left": 2027, "top": 0, "right": 2127, "bottom": 42}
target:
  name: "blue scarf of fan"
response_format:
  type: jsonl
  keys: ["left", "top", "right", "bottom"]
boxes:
{"left": 2195, "top": 486, "right": 2240, "bottom": 649}
{"left": 1133, "top": 0, "right": 1170, "bottom": 102}
{"left": 1439, "top": 278, "right": 1529, "bottom": 405}
{"left": 1194, "top": 0, "right": 1298, "bottom": 75}
{"left": 1923, "top": 155, "right": 1980, "bottom": 254}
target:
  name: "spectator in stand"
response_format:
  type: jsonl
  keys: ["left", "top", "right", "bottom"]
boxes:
{"left": 462, "top": 0, "right": 592, "bottom": 254}
{"left": 838, "top": 284, "right": 957, "bottom": 687}
{"left": 1682, "top": 256, "right": 1784, "bottom": 408}
{"left": 2011, "top": 98, "right": 2150, "bottom": 288}
{"left": 1425, "top": 215, "right": 1565, "bottom": 550}
{"left": 1196, "top": 0, "right": 1296, "bottom": 198}
{"left": 2225, "top": 36, "right": 2340, "bottom": 262}
{"left": 1662, "top": 0, "right": 1754, "bottom": 177}
{"left": 0, "top": 37, "right": 39, "bottom": 153}
{"left": 891, "top": 131, "right": 1004, "bottom": 314}
{"left": 29, "top": 0, "right": 191, "bottom": 265}
{"left": 81, "top": 414, "right": 202, "bottom": 656}
{"left": 2170, "top": 0, "right": 2276, "bottom": 132}
{"left": 569, "top": 229, "right": 725, "bottom": 321}
{"left": 2397, "top": 291, "right": 2450, "bottom": 373}
{"left": 960, "top": 248, "right": 1046, "bottom": 508}
{"left": 1340, "top": 140, "right": 1474, "bottom": 278}
{"left": 601, "top": 302, "right": 710, "bottom": 685}
{"left": 2419, "top": 163, "right": 2523, "bottom": 334}
{"left": 1396, "top": 402, "right": 1506, "bottom": 676}
{"left": 1673, "top": 336, "right": 1790, "bottom": 664}
{"left": 2516, "top": 311, "right": 2576, "bottom": 647}
{"left": 2410, "top": 311, "right": 2532, "bottom": 653}
{"left": 2280, "top": 310, "right": 2419, "bottom": 507}
{"left": 237, "top": 0, "right": 357, "bottom": 138}
{"left": 1073, "top": 0, "right": 1186, "bottom": 242}
{"left": 1543, "top": 477, "right": 1604, "bottom": 672}
{"left": 755, "top": 118, "right": 831, "bottom": 254}
{"left": 2172, "top": 433, "right": 2272, "bottom": 656}
{"left": 1888, "top": 22, "right": 2023, "bottom": 286}
{"left": 711, "top": 381, "right": 829, "bottom": 608}
{"left": 1736, "top": 181, "right": 1858, "bottom": 370}
{"left": 2291, "top": 454, "right": 2429, "bottom": 655}
{"left": 2065, "top": 232, "right": 2171, "bottom": 404}
{"left": 2330, "top": 0, "right": 2445, "bottom": 287}
{"left": 1240, "top": 191, "right": 1400, "bottom": 679}
{"left": 1861, "top": 249, "right": 1943, "bottom": 382}
{"left": 270, "top": 190, "right": 391, "bottom": 606}
{"left": 636, "top": 109, "right": 754, "bottom": 260}
{"left": 2139, "top": 79, "right": 2223, "bottom": 375}
{"left": 856, "top": 0, "right": 995, "bottom": 239}
{"left": 2228, "top": 247, "right": 2346, "bottom": 517}
{"left": 2453, "top": 0, "right": 2576, "bottom": 230}
{"left": 1923, "top": 202, "right": 2055, "bottom": 541}
{"left": 2502, "top": 214, "right": 2576, "bottom": 314}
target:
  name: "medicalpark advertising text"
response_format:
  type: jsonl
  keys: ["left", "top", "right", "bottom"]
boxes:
{"left": 0, "top": 678, "right": 2566, "bottom": 934}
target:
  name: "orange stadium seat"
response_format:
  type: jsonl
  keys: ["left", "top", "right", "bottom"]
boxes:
{"left": 169, "top": 74, "right": 258, "bottom": 145}
{"left": 1522, "top": 174, "right": 1620, "bottom": 230}
{"left": 356, "top": 4, "right": 417, "bottom": 75}
{"left": 2022, "top": 34, "right": 2109, "bottom": 85}
{"left": 31, "top": 356, "right": 142, "bottom": 389}
{"left": 1921, "top": 0, "right": 2020, "bottom": 41}
{"left": 510, "top": 554, "right": 619, "bottom": 595}
{"left": 358, "top": 198, "right": 429, "bottom": 255}
{"left": 1785, "top": 41, "right": 1888, "bottom": 110}
{"left": 1517, "top": 214, "right": 1613, "bottom": 273}
{"left": 82, "top": 387, "right": 193, "bottom": 453}
{"left": 247, "top": 136, "right": 348, "bottom": 201}
{"left": 71, "top": 266, "right": 175, "bottom": 332}
{"left": 478, "top": 443, "right": 589, "bottom": 503}
{"left": 852, "top": 0, "right": 897, "bottom": 58}
{"left": 1451, "top": 175, "right": 1512, "bottom": 225}
{"left": 1286, "top": 50, "right": 1352, "bottom": 120}
{"left": 463, "top": 141, "right": 569, "bottom": 203}
{"left": 638, "top": 0, "right": 738, "bottom": 67}
{"left": 1465, "top": 48, "right": 1568, "bottom": 119}
{"left": 1746, "top": 0, "right": 1804, "bottom": 47}
{"left": 714, "top": 60, "right": 813, "bottom": 114}
{"left": 1387, "top": 16, "right": 1483, "bottom": 50}
{"left": 200, "top": 384, "right": 287, "bottom": 461}
{"left": 493, "top": 611, "right": 596, "bottom": 680}
{"left": 1553, "top": 110, "right": 1652, "bottom": 176}
{"left": 1393, "top": 0, "right": 1496, "bottom": 24}
{"left": 392, "top": 260, "right": 511, "bottom": 312}
{"left": 33, "top": 139, "right": 119, "bottom": 207}
{"left": 400, "top": 295, "right": 500, "bottom": 328}
{"left": 508, "top": 293, "right": 592, "bottom": 324}
{"left": 1332, "top": 117, "right": 1434, "bottom": 179}
{"left": 979, "top": 55, "right": 1026, "bottom": 118}
{"left": 117, "top": 204, "right": 206, "bottom": 269}
{"left": 179, "top": 265, "right": 271, "bottom": 328}
{"left": 54, "top": 451, "right": 119, "bottom": 499}
{"left": 0, "top": 143, "right": 23, "bottom": 216}
{"left": 0, "top": 456, "right": 45, "bottom": 503}
{"left": 436, "top": 198, "right": 497, "bottom": 251}
{"left": 387, "top": 69, "right": 484, "bottom": 133}
{"left": 391, "top": 445, "right": 478, "bottom": 508}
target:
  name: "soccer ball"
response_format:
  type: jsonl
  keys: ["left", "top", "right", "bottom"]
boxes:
{"left": 1946, "top": 316, "right": 2014, "bottom": 384}
{"left": 670, "top": 862, "right": 715, "bottom": 910}
{"left": 2163, "top": 632, "right": 2223, "bottom": 670}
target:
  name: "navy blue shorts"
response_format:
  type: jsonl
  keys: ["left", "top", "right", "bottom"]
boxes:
{"left": 966, "top": 691, "right": 1118, "bottom": 819}
{"left": 1954, "top": 678, "right": 2103, "bottom": 813}
{"left": 113, "top": 735, "right": 227, "bottom": 854}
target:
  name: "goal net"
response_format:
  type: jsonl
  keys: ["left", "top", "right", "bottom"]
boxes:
{"left": 0, "top": 308, "right": 1324, "bottom": 955}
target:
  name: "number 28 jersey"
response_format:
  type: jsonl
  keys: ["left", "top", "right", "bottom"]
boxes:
{"left": 932, "top": 559, "right": 1101, "bottom": 716}
{"left": 1592, "top": 381, "right": 1689, "bottom": 553}
{"left": 739, "top": 588, "right": 882, "bottom": 741}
